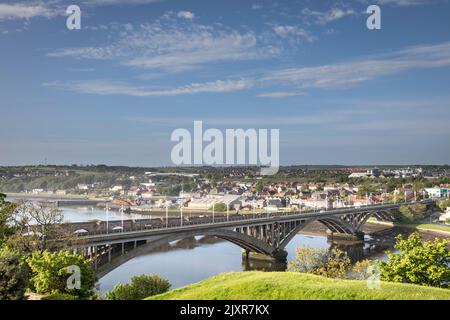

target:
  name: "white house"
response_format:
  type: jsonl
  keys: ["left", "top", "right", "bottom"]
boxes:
{"left": 425, "top": 188, "right": 450, "bottom": 199}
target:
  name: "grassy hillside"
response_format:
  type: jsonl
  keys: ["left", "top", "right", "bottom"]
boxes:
{"left": 148, "top": 272, "right": 450, "bottom": 300}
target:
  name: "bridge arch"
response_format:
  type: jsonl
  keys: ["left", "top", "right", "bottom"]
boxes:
{"left": 95, "top": 228, "right": 278, "bottom": 277}
{"left": 354, "top": 210, "right": 394, "bottom": 231}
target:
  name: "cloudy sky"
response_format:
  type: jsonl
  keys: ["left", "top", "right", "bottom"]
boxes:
{"left": 1, "top": 0, "right": 450, "bottom": 166}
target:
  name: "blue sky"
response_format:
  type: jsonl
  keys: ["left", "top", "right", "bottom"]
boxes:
{"left": 1, "top": 0, "right": 450, "bottom": 166}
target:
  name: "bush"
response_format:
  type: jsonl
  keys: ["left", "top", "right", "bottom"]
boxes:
{"left": 288, "top": 247, "right": 351, "bottom": 279}
{"left": 41, "top": 292, "right": 79, "bottom": 300}
{"left": 397, "top": 204, "right": 426, "bottom": 223}
{"left": 209, "top": 203, "right": 227, "bottom": 212}
{"left": 378, "top": 232, "right": 450, "bottom": 288}
{"left": 438, "top": 199, "right": 450, "bottom": 210}
{"left": 105, "top": 274, "right": 171, "bottom": 300}
{"left": 0, "top": 246, "right": 29, "bottom": 300}
{"left": 27, "top": 250, "right": 97, "bottom": 299}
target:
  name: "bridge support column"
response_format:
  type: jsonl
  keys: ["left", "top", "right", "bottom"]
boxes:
{"left": 326, "top": 230, "right": 365, "bottom": 242}
{"left": 94, "top": 246, "right": 98, "bottom": 270}
{"left": 242, "top": 249, "right": 288, "bottom": 262}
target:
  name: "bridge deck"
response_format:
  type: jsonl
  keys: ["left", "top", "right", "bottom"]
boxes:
{"left": 69, "top": 201, "right": 432, "bottom": 247}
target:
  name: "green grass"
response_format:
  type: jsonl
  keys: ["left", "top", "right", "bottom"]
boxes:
{"left": 395, "top": 222, "right": 450, "bottom": 233}
{"left": 148, "top": 272, "right": 450, "bottom": 300}
{"left": 367, "top": 218, "right": 450, "bottom": 234}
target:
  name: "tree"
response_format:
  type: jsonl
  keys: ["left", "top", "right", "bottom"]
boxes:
{"left": 209, "top": 202, "right": 227, "bottom": 212}
{"left": 9, "top": 201, "right": 73, "bottom": 253}
{"left": 27, "top": 250, "right": 97, "bottom": 299}
{"left": 0, "top": 193, "right": 17, "bottom": 246}
{"left": 378, "top": 232, "right": 450, "bottom": 288}
{"left": 438, "top": 198, "right": 450, "bottom": 210}
{"left": 256, "top": 181, "right": 264, "bottom": 194}
{"left": 0, "top": 246, "right": 29, "bottom": 300}
{"left": 210, "top": 178, "right": 217, "bottom": 189}
{"left": 397, "top": 204, "right": 427, "bottom": 223}
{"left": 288, "top": 247, "right": 351, "bottom": 279}
{"left": 105, "top": 274, "right": 171, "bottom": 300}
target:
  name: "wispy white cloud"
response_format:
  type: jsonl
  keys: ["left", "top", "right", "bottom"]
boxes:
{"left": 0, "top": 3, "right": 57, "bottom": 20}
{"left": 263, "top": 41, "right": 450, "bottom": 89}
{"left": 374, "top": 0, "right": 432, "bottom": 6}
{"left": 47, "top": 16, "right": 281, "bottom": 72}
{"left": 84, "top": 0, "right": 161, "bottom": 5}
{"left": 257, "top": 91, "right": 306, "bottom": 98}
{"left": 177, "top": 11, "right": 194, "bottom": 20}
{"left": 273, "top": 25, "right": 317, "bottom": 43}
{"left": 46, "top": 41, "right": 450, "bottom": 97}
{"left": 43, "top": 78, "right": 254, "bottom": 96}
{"left": 302, "top": 6, "right": 356, "bottom": 25}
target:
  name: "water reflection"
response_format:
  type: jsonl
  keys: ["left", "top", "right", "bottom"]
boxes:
{"left": 98, "top": 233, "right": 380, "bottom": 294}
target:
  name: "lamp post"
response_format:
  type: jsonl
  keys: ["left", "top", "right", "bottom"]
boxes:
{"left": 212, "top": 200, "right": 215, "bottom": 223}
{"left": 105, "top": 206, "right": 109, "bottom": 234}
{"left": 180, "top": 190, "right": 184, "bottom": 227}
{"left": 165, "top": 200, "right": 169, "bottom": 228}
{"left": 180, "top": 203, "right": 183, "bottom": 227}
{"left": 253, "top": 199, "right": 256, "bottom": 219}
{"left": 120, "top": 205, "right": 124, "bottom": 232}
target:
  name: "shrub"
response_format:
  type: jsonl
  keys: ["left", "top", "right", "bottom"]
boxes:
{"left": 27, "top": 250, "right": 97, "bottom": 299}
{"left": 209, "top": 203, "right": 227, "bottom": 212}
{"left": 0, "top": 246, "right": 29, "bottom": 300}
{"left": 438, "top": 199, "right": 450, "bottom": 210}
{"left": 397, "top": 204, "right": 426, "bottom": 223}
{"left": 41, "top": 292, "right": 79, "bottom": 300}
{"left": 105, "top": 274, "right": 171, "bottom": 300}
{"left": 378, "top": 232, "right": 450, "bottom": 288}
{"left": 288, "top": 247, "right": 351, "bottom": 279}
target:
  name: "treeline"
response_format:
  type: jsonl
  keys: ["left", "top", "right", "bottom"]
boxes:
{"left": 0, "top": 172, "right": 132, "bottom": 193}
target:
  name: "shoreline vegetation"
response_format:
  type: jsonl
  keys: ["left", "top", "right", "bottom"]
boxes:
{"left": 148, "top": 272, "right": 450, "bottom": 300}
{"left": 367, "top": 219, "right": 450, "bottom": 235}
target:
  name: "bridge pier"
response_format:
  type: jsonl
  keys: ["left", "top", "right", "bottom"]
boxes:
{"left": 326, "top": 230, "right": 365, "bottom": 242}
{"left": 242, "top": 249, "right": 288, "bottom": 262}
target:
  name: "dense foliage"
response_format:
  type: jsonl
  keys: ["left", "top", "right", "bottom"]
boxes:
{"left": 27, "top": 250, "right": 97, "bottom": 299}
{"left": 438, "top": 199, "right": 450, "bottom": 210}
{"left": 0, "top": 246, "right": 29, "bottom": 300}
{"left": 397, "top": 204, "right": 427, "bottom": 223}
{"left": 0, "top": 193, "right": 17, "bottom": 246}
{"left": 379, "top": 232, "right": 450, "bottom": 288}
{"left": 288, "top": 247, "right": 374, "bottom": 279}
{"left": 105, "top": 274, "right": 171, "bottom": 300}
{"left": 209, "top": 202, "right": 227, "bottom": 212}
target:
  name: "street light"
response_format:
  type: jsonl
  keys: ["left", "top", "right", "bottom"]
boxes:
{"left": 120, "top": 205, "right": 124, "bottom": 232}
{"left": 180, "top": 202, "right": 184, "bottom": 227}
{"left": 179, "top": 190, "right": 184, "bottom": 227}
{"left": 212, "top": 200, "right": 215, "bottom": 223}
{"left": 252, "top": 198, "right": 256, "bottom": 219}
{"left": 104, "top": 206, "right": 109, "bottom": 234}
{"left": 165, "top": 199, "right": 169, "bottom": 228}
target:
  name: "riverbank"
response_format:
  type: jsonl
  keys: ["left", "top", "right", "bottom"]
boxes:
{"left": 367, "top": 219, "right": 450, "bottom": 236}
{"left": 5, "top": 192, "right": 109, "bottom": 201}
{"left": 148, "top": 272, "right": 450, "bottom": 300}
